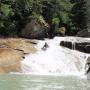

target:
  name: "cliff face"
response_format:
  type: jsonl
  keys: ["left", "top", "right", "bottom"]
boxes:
{"left": 0, "top": 38, "right": 37, "bottom": 73}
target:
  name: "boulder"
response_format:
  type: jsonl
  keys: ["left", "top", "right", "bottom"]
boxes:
{"left": 21, "top": 18, "right": 49, "bottom": 39}
{"left": 76, "top": 30, "right": 90, "bottom": 37}
{"left": 58, "top": 27, "right": 66, "bottom": 36}
{"left": 54, "top": 27, "right": 66, "bottom": 36}
{"left": 75, "top": 43, "right": 90, "bottom": 53}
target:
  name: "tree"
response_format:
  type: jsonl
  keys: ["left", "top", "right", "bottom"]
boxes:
{"left": 86, "top": 0, "right": 90, "bottom": 32}
{"left": 42, "top": 0, "right": 72, "bottom": 36}
{"left": 70, "top": 0, "right": 87, "bottom": 35}
{"left": 0, "top": 0, "right": 76, "bottom": 37}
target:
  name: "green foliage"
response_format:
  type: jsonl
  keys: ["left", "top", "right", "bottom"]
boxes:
{"left": 70, "top": 0, "right": 87, "bottom": 35}
{"left": 86, "top": 0, "right": 90, "bottom": 32}
{"left": 1, "top": 0, "right": 89, "bottom": 37}
{"left": 1, "top": 4, "right": 12, "bottom": 16}
{"left": 59, "top": 11, "right": 70, "bottom": 24}
{"left": 52, "top": 17, "right": 60, "bottom": 25}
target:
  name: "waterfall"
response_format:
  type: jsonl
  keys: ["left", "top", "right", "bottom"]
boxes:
{"left": 21, "top": 37, "right": 89, "bottom": 76}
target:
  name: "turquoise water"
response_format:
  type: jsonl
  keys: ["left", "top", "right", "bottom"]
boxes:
{"left": 0, "top": 74, "right": 90, "bottom": 90}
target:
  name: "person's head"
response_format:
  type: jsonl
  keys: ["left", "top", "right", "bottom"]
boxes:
{"left": 45, "top": 42, "right": 47, "bottom": 45}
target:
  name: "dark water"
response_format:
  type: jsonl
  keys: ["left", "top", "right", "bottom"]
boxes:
{"left": 0, "top": 74, "right": 90, "bottom": 90}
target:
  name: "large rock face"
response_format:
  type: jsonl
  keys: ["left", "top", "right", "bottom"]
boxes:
{"left": 0, "top": 38, "right": 37, "bottom": 73}
{"left": 0, "top": 48, "right": 23, "bottom": 73}
{"left": 21, "top": 18, "right": 49, "bottom": 39}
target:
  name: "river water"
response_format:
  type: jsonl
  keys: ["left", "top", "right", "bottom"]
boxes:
{"left": 0, "top": 74, "right": 90, "bottom": 90}
{"left": 21, "top": 37, "right": 89, "bottom": 75}
{"left": 0, "top": 37, "right": 90, "bottom": 90}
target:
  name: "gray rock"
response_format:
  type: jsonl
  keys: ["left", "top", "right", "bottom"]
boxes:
{"left": 21, "top": 19, "right": 49, "bottom": 39}
{"left": 76, "top": 30, "right": 90, "bottom": 37}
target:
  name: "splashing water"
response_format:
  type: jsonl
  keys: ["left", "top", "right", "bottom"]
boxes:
{"left": 21, "top": 37, "right": 89, "bottom": 76}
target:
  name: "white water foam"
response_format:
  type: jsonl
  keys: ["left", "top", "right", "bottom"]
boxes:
{"left": 21, "top": 37, "right": 89, "bottom": 76}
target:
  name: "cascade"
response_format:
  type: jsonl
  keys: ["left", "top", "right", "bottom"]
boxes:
{"left": 21, "top": 37, "right": 89, "bottom": 76}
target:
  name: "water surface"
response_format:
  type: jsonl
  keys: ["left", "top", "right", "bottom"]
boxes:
{"left": 0, "top": 74, "right": 90, "bottom": 90}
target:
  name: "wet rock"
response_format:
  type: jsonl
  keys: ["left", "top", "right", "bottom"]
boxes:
{"left": 85, "top": 45, "right": 90, "bottom": 53}
{"left": 60, "top": 41, "right": 73, "bottom": 49}
{"left": 60, "top": 41, "right": 90, "bottom": 53}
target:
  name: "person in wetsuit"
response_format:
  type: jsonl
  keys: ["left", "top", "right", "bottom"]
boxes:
{"left": 41, "top": 42, "right": 49, "bottom": 50}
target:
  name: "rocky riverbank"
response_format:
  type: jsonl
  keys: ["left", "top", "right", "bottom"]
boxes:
{"left": 0, "top": 38, "right": 37, "bottom": 73}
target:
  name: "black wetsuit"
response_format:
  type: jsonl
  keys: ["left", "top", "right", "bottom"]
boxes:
{"left": 42, "top": 43, "right": 49, "bottom": 50}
